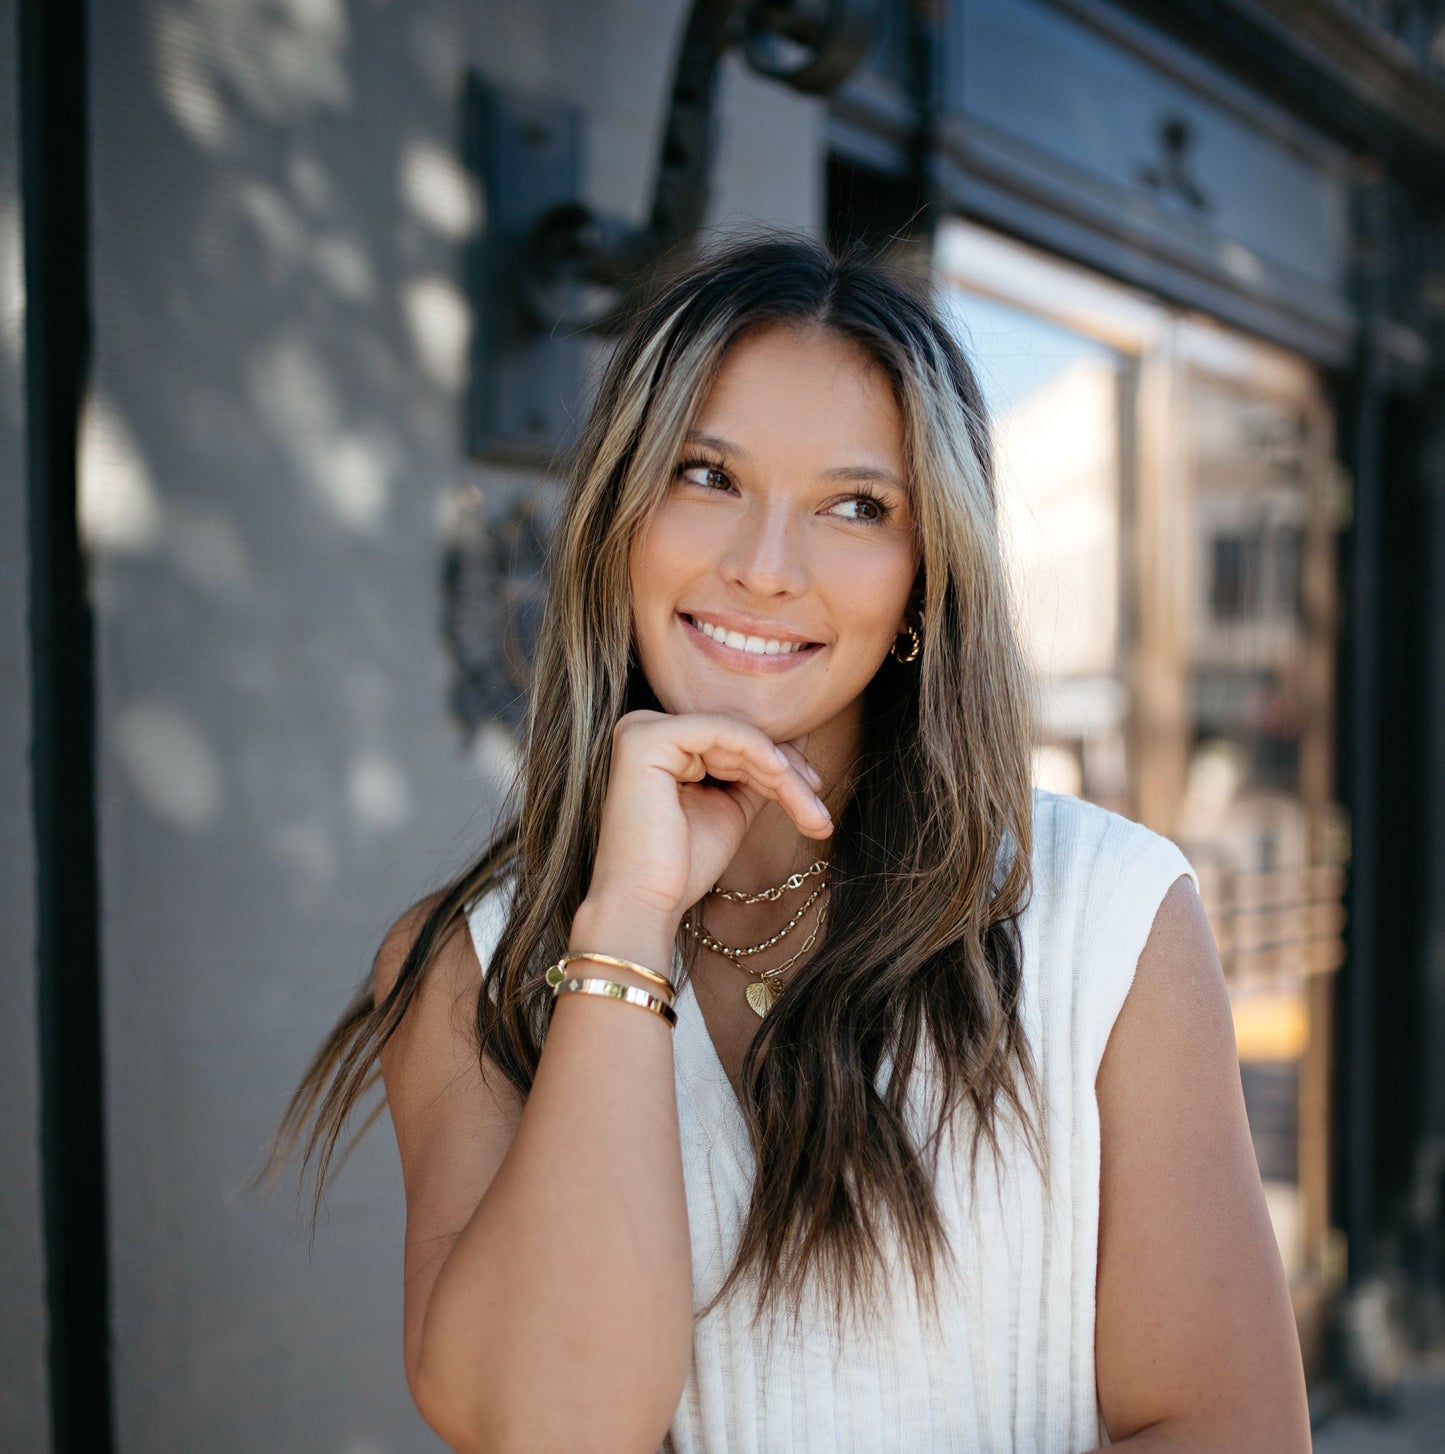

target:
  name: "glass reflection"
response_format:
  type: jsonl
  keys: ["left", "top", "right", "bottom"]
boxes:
{"left": 943, "top": 289, "right": 1131, "bottom": 812}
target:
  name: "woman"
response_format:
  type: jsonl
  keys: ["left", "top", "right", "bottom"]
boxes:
{"left": 279, "top": 237, "right": 1310, "bottom": 1453}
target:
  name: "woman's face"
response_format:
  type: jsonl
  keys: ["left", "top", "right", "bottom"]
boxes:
{"left": 628, "top": 323, "right": 920, "bottom": 764}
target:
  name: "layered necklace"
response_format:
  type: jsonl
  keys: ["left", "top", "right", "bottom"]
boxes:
{"left": 684, "top": 859, "right": 830, "bottom": 1017}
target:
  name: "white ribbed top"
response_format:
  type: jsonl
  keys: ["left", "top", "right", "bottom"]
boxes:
{"left": 466, "top": 789, "right": 1197, "bottom": 1453}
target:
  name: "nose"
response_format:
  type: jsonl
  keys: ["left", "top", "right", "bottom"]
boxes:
{"left": 718, "top": 500, "right": 810, "bottom": 598}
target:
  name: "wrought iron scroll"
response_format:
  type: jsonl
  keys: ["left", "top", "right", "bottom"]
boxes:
{"left": 517, "top": 0, "right": 877, "bottom": 337}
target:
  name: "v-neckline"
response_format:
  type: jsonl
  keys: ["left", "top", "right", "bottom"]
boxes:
{"left": 674, "top": 955, "right": 751, "bottom": 1129}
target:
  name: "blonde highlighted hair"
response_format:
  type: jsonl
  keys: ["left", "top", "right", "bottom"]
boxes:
{"left": 272, "top": 234, "right": 1039, "bottom": 1331}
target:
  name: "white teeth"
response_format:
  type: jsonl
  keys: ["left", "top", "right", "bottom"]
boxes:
{"left": 693, "top": 617, "right": 806, "bottom": 656}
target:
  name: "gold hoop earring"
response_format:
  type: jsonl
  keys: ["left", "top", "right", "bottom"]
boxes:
{"left": 890, "top": 620, "right": 922, "bottom": 664}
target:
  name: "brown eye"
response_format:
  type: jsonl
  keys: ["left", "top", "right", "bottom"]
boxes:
{"left": 830, "top": 493, "right": 892, "bottom": 524}
{"left": 677, "top": 461, "right": 731, "bottom": 491}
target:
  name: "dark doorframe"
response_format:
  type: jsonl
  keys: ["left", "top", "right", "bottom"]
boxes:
{"left": 18, "top": 0, "right": 115, "bottom": 1447}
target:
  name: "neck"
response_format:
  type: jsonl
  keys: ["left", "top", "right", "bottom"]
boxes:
{"left": 716, "top": 810, "right": 833, "bottom": 897}
{"left": 714, "top": 710, "right": 856, "bottom": 893}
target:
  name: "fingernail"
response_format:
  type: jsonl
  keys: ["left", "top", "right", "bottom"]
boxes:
{"left": 802, "top": 762, "right": 823, "bottom": 789}
{"left": 814, "top": 793, "right": 831, "bottom": 820}
{"left": 774, "top": 746, "right": 790, "bottom": 768}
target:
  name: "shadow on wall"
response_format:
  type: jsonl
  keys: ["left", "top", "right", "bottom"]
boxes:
{"left": 83, "top": 2, "right": 525, "bottom": 899}
{"left": 76, "top": 1, "right": 574, "bottom": 1448}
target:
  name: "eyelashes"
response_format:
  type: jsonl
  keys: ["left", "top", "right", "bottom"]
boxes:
{"left": 831, "top": 492, "right": 894, "bottom": 525}
{"left": 675, "top": 458, "right": 732, "bottom": 492}
{"left": 672, "top": 457, "right": 897, "bottom": 526}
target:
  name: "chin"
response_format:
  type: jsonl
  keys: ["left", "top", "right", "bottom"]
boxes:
{"left": 657, "top": 684, "right": 797, "bottom": 742}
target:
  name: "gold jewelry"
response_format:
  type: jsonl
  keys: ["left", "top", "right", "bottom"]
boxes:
{"left": 709, "top": 858, "right": 829, "bottom": 904}
{"left": 688, "top": 892, "right": 829, "bottom": 1016}
{"left": 742, "top": 899, "right": 829, "bottom": 1016}
{"left": 550, "top": 975, "right": 677, "bottom": 1027}
{"left": 547, "top": 950, "right": 676, "bottom": 1000}
{"left": 683, "top": 880, "right": 827, "bottom": 960}
{"left": 890, "top": 617, "right": 922, "bottom": 663}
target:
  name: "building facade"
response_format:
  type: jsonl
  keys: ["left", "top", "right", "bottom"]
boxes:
{"left": 5, "top": 1, "right": 1444, "bottom": 1449}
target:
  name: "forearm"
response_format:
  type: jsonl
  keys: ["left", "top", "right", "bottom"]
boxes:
{"left": 414, "top": 904, "right": 693, "bottom": 1454}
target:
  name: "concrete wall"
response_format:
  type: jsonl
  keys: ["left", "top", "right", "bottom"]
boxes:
{"left": 0, "top": 2, "right": 51, "bottom": 1450}
{"left": 83, "top": 1, "right": 821, "bottom": 1447}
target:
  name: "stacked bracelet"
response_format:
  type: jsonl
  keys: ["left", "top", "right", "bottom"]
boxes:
{"left": 546, "top": 950, "right": 678, "bottom": 1001}
{"left": 549, "top": 975, "right": 678, "bottom": 1027}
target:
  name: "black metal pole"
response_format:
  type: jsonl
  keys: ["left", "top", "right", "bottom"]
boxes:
{"left": 1340, "top": 170, "right": 1389, "bottom": 1294}
{"left": 18, "top": 0, "right": 115, "bottom": 1448}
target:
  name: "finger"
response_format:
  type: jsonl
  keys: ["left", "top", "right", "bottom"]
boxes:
{"left": 626, "top": 714, "right": 831, "bottom": 834}
{"left": 776, "top": 740, "right": 823, "bottom": 792}
{"left": 747, "top": 758, "right": 831, "bottom": 836}
{"left": 699, "top": 766, "right": 832, "bottom": 840}
{"left": 642, "top": 715, "right": 796, "bottom": 785}
{"left": 689, "top": 747, "right": 766, "bottom": 783}
{"left": 796, "top": 789, "right": 833, "bottom": 837}
{"left": 699, "top": 743, "right": 825, "bottom": 818}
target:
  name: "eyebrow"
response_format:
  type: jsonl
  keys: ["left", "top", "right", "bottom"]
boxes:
{"left": 683, "top": 430, "right": 910, "bottom": 494}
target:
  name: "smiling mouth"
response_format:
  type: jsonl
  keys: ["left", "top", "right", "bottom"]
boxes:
{"left": 680, "top": 613, "right": 823, "bottom": 658}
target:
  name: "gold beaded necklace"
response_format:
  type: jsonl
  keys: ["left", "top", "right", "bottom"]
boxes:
{"left": 685, "top": 859, "right": 832, "bottom": 1016}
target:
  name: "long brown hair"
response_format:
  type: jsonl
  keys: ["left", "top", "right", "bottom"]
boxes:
{"left": 272, "top": 235, "right": 1039, "bottom": 1331}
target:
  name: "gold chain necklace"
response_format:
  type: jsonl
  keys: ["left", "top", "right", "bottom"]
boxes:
{"left": 685, "top": 891, "right": 830, "bottom": 1017}
{"left": 685, "top": 879, "right": 826, "bottom": 960}
{"left": 740, "top": 898, "right": 828, "bottom": 1016}
{"left": 708, "top": 858, "right": 829, "bottom": 905}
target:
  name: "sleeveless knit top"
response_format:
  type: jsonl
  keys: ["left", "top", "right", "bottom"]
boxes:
{"left": 466, "top": 789, "right": 1198, "bottom": 1453}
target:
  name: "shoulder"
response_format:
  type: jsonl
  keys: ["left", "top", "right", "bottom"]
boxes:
{"left": 1095, "top": 875, "right": 1310, "bottom": 1446}
{"left": 374, "top": 870, "right": 520, "bottom": 1008}
{"left": 1028, "top": 788, "right": 1196, "bottom": 900}
{"left": 1023, "top": 789, "right": 1200, "bottom": 1073}
{"left": 373, "top": 880, "right": 525, "bottom": 1138}
{"left": 373, "top": 891, "right": 475, "bottom": 1012}
{"left": 1026, "top": 787, "right": 1197, "bottom": 935}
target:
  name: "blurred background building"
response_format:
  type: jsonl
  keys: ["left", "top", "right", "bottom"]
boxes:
{"left": 3, "top": 1, "right": 1444, "bottom": 1450}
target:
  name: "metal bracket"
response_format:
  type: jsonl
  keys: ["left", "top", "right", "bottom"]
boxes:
{"left": 466, "top": 0, "right": 876, "bottom": 461}
{"left": 465, "top": 80, "right": 588, "bottom": 460}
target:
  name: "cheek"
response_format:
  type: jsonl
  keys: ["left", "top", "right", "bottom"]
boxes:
{"left": 628, "top": 527, "right": 677, "bottom": 625}
{"left": 843, "top": 546, "right": 919, "bottom": 638}
{"left": 630, "top": 505, "right": 700, "bottom": 599}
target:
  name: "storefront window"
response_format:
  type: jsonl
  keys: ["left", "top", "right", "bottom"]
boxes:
{"left": 936, "top": 217, "right": 1346, "bottom": 1325}
{"left": 942, "top": 289, "right": 1133, "bottom": 814}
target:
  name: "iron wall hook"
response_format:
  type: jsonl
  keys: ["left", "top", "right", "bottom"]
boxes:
{"left": 523, "top": 0, "right": 876, "bottom": 337}
{"left": 467, "top": 1, "right": 876, "bottom": 460}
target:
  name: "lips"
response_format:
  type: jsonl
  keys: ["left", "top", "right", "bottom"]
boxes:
{"left": 678, "top": 612, "right": 824, "bottom": 668}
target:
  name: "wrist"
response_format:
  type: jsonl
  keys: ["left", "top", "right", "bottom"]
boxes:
{"left": 569, "top": 898, "right": 680, "bottom": 986}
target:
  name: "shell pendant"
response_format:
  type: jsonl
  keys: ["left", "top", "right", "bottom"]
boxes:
{"left": 745, "top": 979, "right": 778, "bottom": 1017}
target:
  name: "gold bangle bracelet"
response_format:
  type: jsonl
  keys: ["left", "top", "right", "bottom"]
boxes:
{"left": 548, "top": 950, "right": 677, "bottom": 1001}
{"left": 550, "top": 976, "right": 678, "bottom": 1027}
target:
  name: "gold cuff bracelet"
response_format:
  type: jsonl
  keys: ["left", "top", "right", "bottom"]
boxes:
{"left": 549, "top": 975, "right": 678, "bottom": 1027}
{"left": 547, "top": 950, "right": 677, "bottom": 1001}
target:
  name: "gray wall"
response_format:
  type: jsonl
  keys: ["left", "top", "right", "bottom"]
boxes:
{"left": 83, "top": 2, "right": 820, "bottom": 1448}
{"left": 0, "top": 1, "right": 51, "bottom": 1449}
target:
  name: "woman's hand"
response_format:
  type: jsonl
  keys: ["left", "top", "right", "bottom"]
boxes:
{"left": 582, "top": 710, "right": 832, "bottom": 928}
